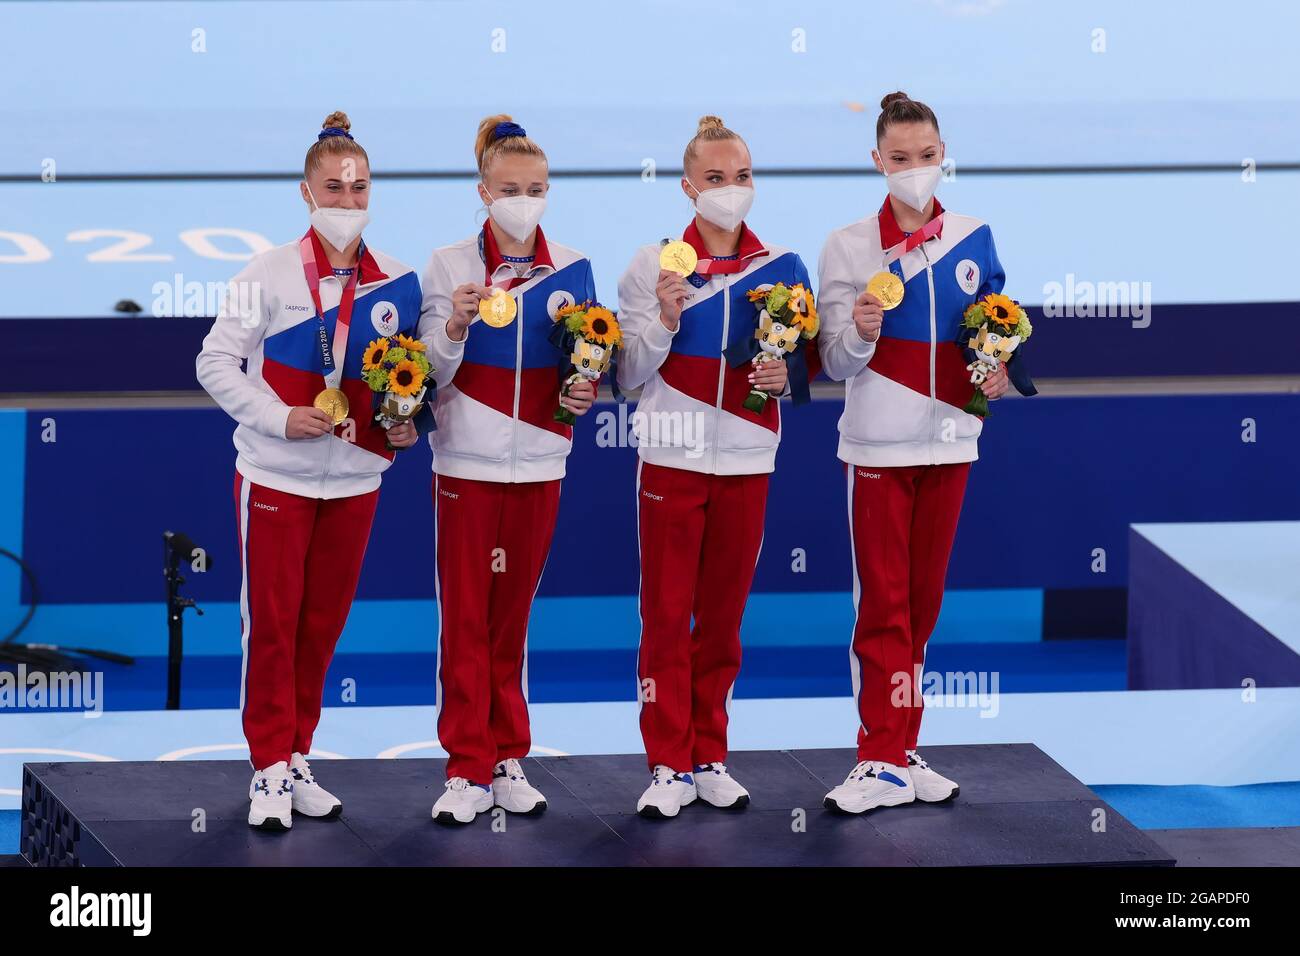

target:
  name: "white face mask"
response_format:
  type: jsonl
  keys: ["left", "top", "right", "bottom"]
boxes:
{"left": 687, "top": 180, "right": 754, "bottom": 232}
{"left": 883, "top": 164, "right": 942, "bottom": 212}
{"left": 306, "top": 182, "right": 369, "bottom": 252}
{"left": 484, "top": 189, "right": 547, "bottom": 243}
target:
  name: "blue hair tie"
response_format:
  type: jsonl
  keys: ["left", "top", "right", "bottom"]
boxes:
{"left": 318, "top": 126, "right": 354, "bottom": 141}
{"left": 494, "top": 121, "right": 527, "bottom": 140}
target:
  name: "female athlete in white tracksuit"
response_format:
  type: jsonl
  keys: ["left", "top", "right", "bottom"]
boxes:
{"left": 817, "top": 91, "right": 1030, "bottom": 815}
{"left": 417, "top": 115, "right": 600, "bottom": 825}
{"left": 618, "top": 116, "right": 820, "bottom": 819}
{"left": 197, "top": 112, "right": 423, "bottom": 831}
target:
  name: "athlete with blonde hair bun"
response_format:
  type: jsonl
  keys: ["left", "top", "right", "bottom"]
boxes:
{"left": 418, "top": 114, "right": 602, "bottom": 825}
{"left": 617, "top": 115, "right": 821, "bottom": 819}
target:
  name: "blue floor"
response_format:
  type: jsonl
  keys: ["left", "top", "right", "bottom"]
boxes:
{"left": 0, "top": 640, "right": 1128, "bottom": 712}
{"left": 0, "top": 812, "right": 15, "bottom": 856}
{"left": 1093, "top": 782, "right": 1300, "bottom": 830}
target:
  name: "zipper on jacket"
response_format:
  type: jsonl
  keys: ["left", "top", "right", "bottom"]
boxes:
{"left": 510, "top": 292, "right": 523, "bottom": 482}
{"left": 711, "top": 273, "right": 731, "bottom": 474}
{"left": 921, "top": 243, "right": 937, "bottom": 466}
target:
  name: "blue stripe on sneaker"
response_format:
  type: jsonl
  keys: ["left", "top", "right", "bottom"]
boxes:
{"left": 878, "top": 771, "right": 908, "bottom": 787}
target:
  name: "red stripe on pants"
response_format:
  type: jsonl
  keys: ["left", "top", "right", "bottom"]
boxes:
{"left": 636, "top": 461, "right": 768, "bottom": 773}
{"left": 234, "top": 471, "right": 378, "bottom": 771}
{"left": 433, "top": 473, "right": 561, "bottom": 785}
{"left": 847, "top": 461, "right": 969, "bottom": 766}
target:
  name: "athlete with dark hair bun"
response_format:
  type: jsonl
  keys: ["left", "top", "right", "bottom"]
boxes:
{"left": 818, "top": 91, "right": 1033, "bottom": 814}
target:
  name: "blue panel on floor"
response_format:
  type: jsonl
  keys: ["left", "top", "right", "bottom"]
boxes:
{"left": 0, "top": 640, "right": 1128, "bottom": 711}
{"left": 0, "top": 809, "right": 18, "bottom": 855}
{"left": 0, "top": 589, "right": 1044, "bottom": 658}
{"left": 0, "top": 639, "right": 1125, "bottom": 712}
{"left": 1092, "top": 782, "right": 1300, "bottom": 830}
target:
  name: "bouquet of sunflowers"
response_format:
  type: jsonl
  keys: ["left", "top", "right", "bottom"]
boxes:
{"left": 739, "top": 282, "right": 819, "bottom": 412}
{"left": 551, "top": 301, "right": 623, "bottom": 425}
{"left": 362, "top": 333, "right": 434, "bottom": 441}
{"left": 960, "top": 293, "right": 1032, "bottom": 417}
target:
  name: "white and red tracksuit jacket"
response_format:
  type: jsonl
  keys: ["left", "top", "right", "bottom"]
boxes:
{"left": 817, "top": 197, "right": 1005, "bottom": 467}
{"left": 196, "top": 232, "right": 424, "bottom": 497}
{"left": 417, "top": 224, "right": 595, "bottom": 784}
{"left": 616, "top": 221, "right": 816, "bottom": 475}
{"left": 417, "top": 224, "right": 598, "bottom": 480}
{"left": 198, "top": 231, "right": 422, "bottom": 772}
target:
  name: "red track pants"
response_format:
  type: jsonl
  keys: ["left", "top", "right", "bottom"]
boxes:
{"left": 846, "top": 461, "right": 970, "bottom": 766}
{"left": 234, "top": 471, "right": 378, "bottom": 771}
{"left": 433, "top": 473, "right": 561, "bottom": 785}
{"left": 636, "top": 461, "right": 768, "bottom": 773}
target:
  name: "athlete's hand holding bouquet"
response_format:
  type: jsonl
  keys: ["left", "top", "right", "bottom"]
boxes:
{"left": 361, "top": 333, "right": 435, "bottom": 448}
{"left": 728, "top": 281, "right": 819, "bottom": 412}
{"left": 958, "top": 293, "right": 1033, "bottom": 416}
{"left": 549, "top": 301, "right": 623, "bottom": 425}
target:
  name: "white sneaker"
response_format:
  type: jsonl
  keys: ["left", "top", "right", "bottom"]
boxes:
{"left": 823, "top": 760, "right": 915, "bottom": 814}
{"left": 432, "top": 777, "right": 493, "bottom": 825}
{"left": 636, "top": 765, "right": 697, "bottom": 819}
{"left": 248, "top": 761, "right": 294, "bottom": 830}
{"left": 289, "top": 752, "right": 342, "bottom": 818}
{"left": 693, "top": 762, "right": 750, "bottom": 810}
{"left": 492, "top": 758, "right": 547, "bottom": 815}
{"left": 907, "top": 750, "right": 959, "bottom": 803}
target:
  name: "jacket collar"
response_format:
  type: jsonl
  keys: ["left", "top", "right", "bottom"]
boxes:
{"left": 307, "top": 228, "right": 389, "bottom": 286}
{"left": 480, "top": 221, "right": 556, "bottom": 286}
{"left": 681, "top": 219, "right": 768, "bottom": 275}
{"left": 878, "top": 196, "right": 945, "bottom": 251}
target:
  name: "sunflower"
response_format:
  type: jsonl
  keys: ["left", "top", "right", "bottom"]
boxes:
{"left": 580, "top": 306, "right": 622, "bottom": 348}
{"left": 981, "top": 293, "right": 1020, "bottom": 330}
{"left": 363, "top": 337, "right": 391, "bottom": 370}
{"left": 798, "top": 296, "right": 820, "bottom": 338}
{"left": 396, "top": 332, "right": 426, "bottom": 354}
{"left": 387, "top": 359, "right": 425, "bottom": 397}
{"left": 554, "top": 302, "right": 586, "bottom": 323}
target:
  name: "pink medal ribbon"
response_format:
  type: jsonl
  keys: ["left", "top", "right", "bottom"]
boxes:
{"left": 298, "top": 231, "right": 360, "bottom": 389}
{"left": 881, "top": 213, "right": 945, "bottom": 267}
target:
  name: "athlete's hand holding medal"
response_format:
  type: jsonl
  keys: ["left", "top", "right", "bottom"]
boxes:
{"left": 446, "top": 282, "right": 504, "bottom": 341}
{"left": 656, "top": 239, "right": 697, "bottom": 331}
{"left": 286, "top": 405, "right": 337, "bottom": 439}
{"left": 854, "top": 269, "right": 903, "bottom": 344}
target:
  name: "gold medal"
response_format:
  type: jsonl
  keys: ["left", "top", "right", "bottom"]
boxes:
{"left": 313, "top": 387, "right": 349, "bottom": 425}
{"left": 478, "top": 288, "right": 517, "bottom": 328}
{"left": 866, "top": 271, "right": 905, "bottom": 310}
{"left": 659, "top": 240, "right": 698, "bottom": 277}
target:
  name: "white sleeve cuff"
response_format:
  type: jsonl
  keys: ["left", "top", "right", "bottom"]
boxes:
{"left": 258, "top": 400, "right": 293, "bottom": 440}
{"left": 842, "top": 326, "right": 877, "bottom": 361}
{"left": 643, "top": 314, "right": 679, "bottom": 350}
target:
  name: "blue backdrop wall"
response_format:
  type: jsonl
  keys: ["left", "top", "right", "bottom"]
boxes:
{"left": 4, "top": 391, "right": 1295, "bottom": 658}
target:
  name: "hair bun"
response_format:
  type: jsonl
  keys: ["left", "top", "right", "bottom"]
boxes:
{"left": 697, "top": 114, "right": 727, "bottom": 133}
{"left": 879, "top": 91, "right": 910, "bottom": 110}
{"left": 322, "top": 110, "right": 352, "bottom": 133}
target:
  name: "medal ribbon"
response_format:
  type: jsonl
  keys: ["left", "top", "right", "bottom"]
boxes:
{"left": 881, "top": 213, "right": 945, "bottom": 267}
{"left": 299, "top": 231, "right": 361, "bottom": 389}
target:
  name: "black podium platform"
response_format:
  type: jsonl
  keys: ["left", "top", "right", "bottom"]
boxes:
{"left": 19, "top": 743, "right": 1175, "bottom": 867}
